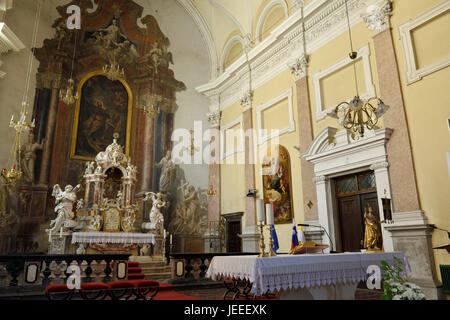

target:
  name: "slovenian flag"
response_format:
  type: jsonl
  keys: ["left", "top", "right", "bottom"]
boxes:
{"left": 291, "top": 219, "right": 299, "bottom": 249}
{"left": 271, "top": 225, "right": 279, "bottom": 253}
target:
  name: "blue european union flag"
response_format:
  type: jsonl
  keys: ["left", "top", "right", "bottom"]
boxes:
{"left": 271, "top": 224, "right": 279, "bottom": 253}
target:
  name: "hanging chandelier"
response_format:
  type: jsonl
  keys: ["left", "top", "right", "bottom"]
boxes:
{"left": 59, "top": 31, "right": 79, "bottom": 105}
{"left": 103, "top": 50, "right": 124, "bottom": 81}
{"left": 327, "top": 0, "right": 389, "bottom": 139}
{"left": 3, "top": 1, "right": 41, "bottom": 184}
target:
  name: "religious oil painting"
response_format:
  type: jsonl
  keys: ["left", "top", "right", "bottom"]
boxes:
{"left": 71, "top": 73, "right": 132, "bottom": 160}
{"left": 262, "top": 145, "right": 294, "bottom": 224}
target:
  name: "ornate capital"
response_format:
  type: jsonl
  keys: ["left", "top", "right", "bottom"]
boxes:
{"left": 36, "top": 71, "right": 62, "bottom": 90}
{"left": 207, "top": 110, "right": 221, "bottom": 128}
{"left": 313, "top": 175, "right": 329, "bottom": 184}
{"left": 288, "top": 54, "right": 308, "bottom": 80}
{"left": 370, "top": 161, "right": 389, "bottom": 171}
{"left": 361, "top": 1, "right": 392, "bottom": 35}
{"left": 240, "top": 90, "right": 253, "bottom": 111}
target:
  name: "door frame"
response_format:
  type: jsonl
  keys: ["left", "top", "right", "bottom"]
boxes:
{"left": 303, "top": 127, "right": 394, "bottom": 252}
{"left": 222, "top": 212, "right": 243, "bottom": 252}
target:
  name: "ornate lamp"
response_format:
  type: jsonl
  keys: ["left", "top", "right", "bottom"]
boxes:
{"left": 59, "top": 31, "right": 79, "bottom": 105}
{"left": 103, "top": 50, "right": 125, "bottom": 81}
{"left": 3, "top": 104, "right": 35, "bottom": 184}
{"left": 4, "top": 1, "right": 40, "bottom": 184}
{"left": 327, "top": 0, "right": 389, "bottom": 139}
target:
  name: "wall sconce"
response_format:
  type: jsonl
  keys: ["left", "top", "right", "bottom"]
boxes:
{"left": 246, "top": 189, "right": 258, "bottom": 197}
{"left": 206, "top": 184, "right": 216, "bottom": 197}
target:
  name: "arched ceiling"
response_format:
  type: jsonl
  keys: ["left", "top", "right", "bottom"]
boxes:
{"left": 185, "top": 0, "right": 307, "bottom": 77}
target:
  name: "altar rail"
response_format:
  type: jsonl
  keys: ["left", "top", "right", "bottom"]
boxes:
{"left": 169, "top": 252, "right": 259, "bottom": 284}
{"left": 0, "top": 254, "right": 130, "bottom": 296}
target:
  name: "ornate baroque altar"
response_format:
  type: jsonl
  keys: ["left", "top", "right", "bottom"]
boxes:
{"left": 47, "top": 136, "right": 158, "bottom": 255}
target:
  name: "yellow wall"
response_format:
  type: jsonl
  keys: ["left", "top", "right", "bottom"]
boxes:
{"left": 216, "top": 0, "right": 450, "bottom": 281}
{"left": 389, "top": 0, "right": 450, "bottom": 281}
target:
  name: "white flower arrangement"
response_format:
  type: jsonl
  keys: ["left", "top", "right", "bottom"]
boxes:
{"left": 380, "top": 257, "right": 426, "bottom": 300}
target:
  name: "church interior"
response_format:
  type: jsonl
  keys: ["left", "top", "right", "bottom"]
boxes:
{"left": 0, "top": 0, "right": 449, "bottom": 302}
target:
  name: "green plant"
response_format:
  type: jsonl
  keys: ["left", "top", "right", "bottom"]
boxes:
{"left": 380, "top": 256, "right": 425, "bottom": 300}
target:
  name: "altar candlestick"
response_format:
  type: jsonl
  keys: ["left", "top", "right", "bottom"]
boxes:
{"left": 266, "top": 203, "right": 274, "bottom": 226}
{"left": 256, "top": 199, "right": 265, "bottom": 223}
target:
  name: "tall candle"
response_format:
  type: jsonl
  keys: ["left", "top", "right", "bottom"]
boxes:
{"left": 266, "top": 203, "right": 274, "bottom": 225}
{"left": 256, "top": 199, "right": 265, "bottom": 223}
{"left": 163, "top": 229, "right": 166, "bottom": 239}
{"left": 170, "top": 234, "right": 173, "bottom": 245}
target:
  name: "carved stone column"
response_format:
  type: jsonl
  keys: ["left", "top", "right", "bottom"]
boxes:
{"left": 363, "top": 1, "right": 442, "bottom": 299}
{"left": 38, "top": 71, "right": 62, "bottom": 186}
{"left": 289, "top": 54, "right": 318, "bottom": 222}
{"left": 139, "top": 110, "right": 155, "bottom": 192}
{"left": 204, "top": 106, "right": 221, "bottom": 253}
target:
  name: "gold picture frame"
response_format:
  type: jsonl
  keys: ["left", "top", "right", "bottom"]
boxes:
{"left": 70, "top": 70, "right": 133, "bottom": 161}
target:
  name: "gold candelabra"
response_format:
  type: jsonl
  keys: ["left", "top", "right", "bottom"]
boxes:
{"left": 3, "top": 105, "right": 35, "bottom": 184}
{"left": 258, "top": 221, "right": 268, "bottom": 258}
{"left": 267, "top": 225, "right": 276, "bottom": 257}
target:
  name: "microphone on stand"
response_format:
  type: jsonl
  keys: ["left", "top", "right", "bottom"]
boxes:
{"left": 298, "top": 223, "right": 339, "bottom": 253}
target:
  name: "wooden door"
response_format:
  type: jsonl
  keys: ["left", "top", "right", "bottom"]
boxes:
{"left": 227, "top": 221, "right": 242, "bottom": 252}
{"left": 338, "top": 196, "right": 363, "bottom": 252}
{"left": 335, "top": 171, "right": 379, "bottom": 252}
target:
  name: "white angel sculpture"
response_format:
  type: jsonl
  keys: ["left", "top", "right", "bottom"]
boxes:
{"left": 46, "top": 184, "right": 81, "bottom": 238}
{"left": 143, "top": 191, "right": 168, "bottom": 235}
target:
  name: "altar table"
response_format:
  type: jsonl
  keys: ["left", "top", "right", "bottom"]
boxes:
{"left": 206, "top": 252, "right": 410, "bottom": 300}
{"left": 72, "top": 232, "right": 155, "bottom": 245}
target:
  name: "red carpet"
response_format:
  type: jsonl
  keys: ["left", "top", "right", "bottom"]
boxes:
{"left": 152, "top": 290, "right": 200, "bottom": 300}
{"left": 127, "top": 261, "right": 145, "bottom": 280}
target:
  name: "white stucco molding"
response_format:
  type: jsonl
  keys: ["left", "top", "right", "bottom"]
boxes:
{"left": 177, "top": 0, "right": 218, "bottom": 80}
{"left": 255, "top": 87, "right": 295, "bottom": 145}
{"left": 0, "top": 21, "right": 25, "bottom": 78}
{"left": 196, "top": 0, "right": 378, "bottom": 111}
{"left": 398, "top": 0, "right": 450, "bottom": 85}
{"left": 312, "top": 43, "right": 376, "bottom": 121}
{"left": 220, "top": 114, "right": 244, "bottom": 160}
{"left": 220, "top": 35, "right": 245, "bottom": 73}
{"left": 0, "top": 0, "right": 13, "bottom": 12}
{"left": 255, "top": 0, "right": 289, "bottom": 44}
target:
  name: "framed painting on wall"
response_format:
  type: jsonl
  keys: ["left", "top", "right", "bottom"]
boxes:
{"left": 262, "top": 144, "right": 294, "bottom": 224}
{"left": 70, "top": 71, "right": 132, "bottom": 160}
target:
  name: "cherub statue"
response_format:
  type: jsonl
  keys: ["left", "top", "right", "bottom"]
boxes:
{"left": 88, "top": 213, "right": 103, "bottom": 232}
{"left": 76, "top": 243, "right": 86, "bottom": 255}
{"left": 46, "top": 184, "right": 81, "bottom": 238}
{"left": 84, "top": 161, "right": 95, "bottom": 175}
{"left": 139, "top": 244, "right": 150, "bottom": 256}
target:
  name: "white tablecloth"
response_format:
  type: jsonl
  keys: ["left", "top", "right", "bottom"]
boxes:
{"left": 72, "top": 232, "right": 155, "bottom": 245}
{"left": 206, "top": 252, "right": 410, "bottom": 296}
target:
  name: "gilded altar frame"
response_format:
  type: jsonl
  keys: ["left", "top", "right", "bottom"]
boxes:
{"left": 70, "top": 70, "right": 133, "bottom": 161}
